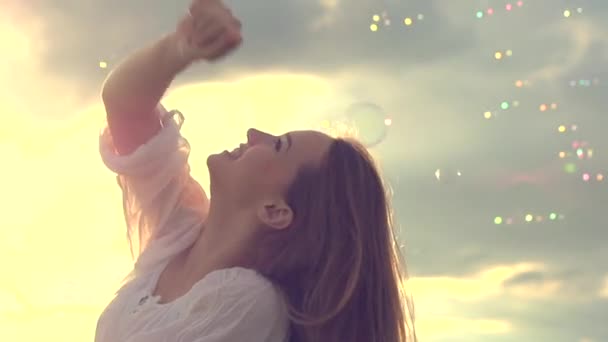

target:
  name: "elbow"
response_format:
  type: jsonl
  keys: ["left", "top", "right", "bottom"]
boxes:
{"left": 101, "top": 74, "right": 126, "bottom": 115}
{"left": 101, "top": 75, "right": 117, "bottom": 107}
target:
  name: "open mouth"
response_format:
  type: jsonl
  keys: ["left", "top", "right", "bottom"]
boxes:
{"left": 229, "top": 147, "right": 242, "bottom": 159}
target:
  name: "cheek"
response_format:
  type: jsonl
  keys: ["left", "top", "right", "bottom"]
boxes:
{"left": 237, "top": 152, "right": 274, "bottom": 175}
{"left": 253, "top": 160, "right": 290, "bottom": 186}
{"left": 236, "top": 150, "right": 292, "bottom": 185}
{"left": 262, "top": 160, "right": 279, "bottom": 173}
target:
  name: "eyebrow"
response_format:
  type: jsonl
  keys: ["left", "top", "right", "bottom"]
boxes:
{"left": 286, "top": 133, "right": 293, "bottom": 152}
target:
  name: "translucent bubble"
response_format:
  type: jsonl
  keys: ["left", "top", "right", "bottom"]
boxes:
{"left": 344, "top": 102, "right": 390, "bottom": 147}
{"left": 564, "top": 163, "right": 577, "bottom": 174}
{"left": 434, "top": 168, "right": 463, "bottom": 184}
{"left": 577, "top": 148, "right": 584, "bottom": 158}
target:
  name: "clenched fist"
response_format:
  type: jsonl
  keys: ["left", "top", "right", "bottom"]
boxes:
{"left": 175, "top": 0, "right": 243, "bottom": 63}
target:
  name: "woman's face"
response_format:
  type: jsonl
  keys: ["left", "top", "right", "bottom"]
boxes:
{"left": 207, "top": 128, "right": 333, "bottom": 217}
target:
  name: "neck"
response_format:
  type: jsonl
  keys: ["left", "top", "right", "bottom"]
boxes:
{"left": 179, "top": 206, "right": 258, "bottom": 282}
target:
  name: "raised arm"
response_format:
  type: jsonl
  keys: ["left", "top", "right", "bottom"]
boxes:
{"left": 102, "top": 0, "right": 242, "bottom": 155}
{"left": 102, "top": 34, "right": 190, "bottom": 155}
{"left": 98, "top": 1, "right": 242, "bottom": 262}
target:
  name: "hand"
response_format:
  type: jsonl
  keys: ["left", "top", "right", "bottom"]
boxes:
{"left": 176, "top": 0, "right": 243, "bottom": 63}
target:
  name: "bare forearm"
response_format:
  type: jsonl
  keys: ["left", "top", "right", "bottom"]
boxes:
{"left": 101, "top": 33, "right": 191, "bottom": 117}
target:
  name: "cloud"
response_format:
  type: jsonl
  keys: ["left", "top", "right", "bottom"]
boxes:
{"left": 416, "top": 316, "right": 512, "bottom": 340}
{"left": 501, "top": 270, "right": 563, "bottom": 299}
{"left": 310, "top": 0, "right": 342, "bottom": 31}
{"left": 0, "top": 9, "right": 87, "bottom": 121}
{"left": 599, "top": 275, "right": 608, "bottom": 298}
{"left": 527, "top": 19, "right": 606, "bottom": 84}
{"left": 3, "top": 1, "right": 607, "bottom": 340}
{"left": 409, "top": 262, "right": 562, "bottom": 304}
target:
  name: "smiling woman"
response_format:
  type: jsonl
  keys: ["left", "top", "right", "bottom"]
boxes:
{"left": 94, "top": 0, "right": 416, "bottom": 341}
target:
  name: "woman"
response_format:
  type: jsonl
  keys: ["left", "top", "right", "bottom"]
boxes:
{"left": 94, "top": 0, "right": 416, "bottom": 341}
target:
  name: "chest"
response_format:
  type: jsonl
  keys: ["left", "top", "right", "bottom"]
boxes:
{"left": 151, "top": 258, "right": 196, "bottom": 305}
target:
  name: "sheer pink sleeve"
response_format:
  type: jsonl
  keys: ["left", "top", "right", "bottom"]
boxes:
{"left": 99, "top": 105, "right": 209, "bottom": 272}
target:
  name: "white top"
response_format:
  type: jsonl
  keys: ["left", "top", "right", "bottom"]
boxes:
{"left": 94, "top": 106, "right": 289, "bottom": 342}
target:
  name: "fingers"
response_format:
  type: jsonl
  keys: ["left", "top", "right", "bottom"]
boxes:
{"left": 182, "top": 0, "right": 242, "bottom": 62}
{"left": 189, "top": 0, "right": 230, "bottom": 21}
{"left": 193, "top": 19, "right": 224, "bottom": 48}
{"left": 204, "top": 35, "right": 238, "bottom": 62}
{"left": 199, "top": 29, "right": 242, "bottom": 62}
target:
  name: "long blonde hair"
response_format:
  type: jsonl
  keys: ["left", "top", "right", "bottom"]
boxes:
{"left": 255, "top": 137, "right": 417, "bottom": 342}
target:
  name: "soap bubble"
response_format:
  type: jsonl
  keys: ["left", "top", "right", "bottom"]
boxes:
{"left": 434, "top": 168, "right": 463, "bottom": 184}
{"left": 344, "top": 102, "right": 390, "bottom": 148}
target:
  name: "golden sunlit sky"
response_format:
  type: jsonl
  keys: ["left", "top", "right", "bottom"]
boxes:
{"left": 1, "top": 0, "right": 607, "bottom": 341}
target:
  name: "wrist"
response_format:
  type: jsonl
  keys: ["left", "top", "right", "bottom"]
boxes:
{"left": 157, "top": 33, "right": 193, "bottom": 74}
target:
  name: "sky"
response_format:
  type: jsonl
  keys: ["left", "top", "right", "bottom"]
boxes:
{"left": 1, "top": 0, "right": 607, "bottom": 341}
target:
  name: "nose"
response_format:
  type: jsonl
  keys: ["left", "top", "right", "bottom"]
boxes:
{"left": 247, "top": 128, "right": 271, "bottom": 145}
{"left": 246, "top": 128, "right": 258, "bottom": 143}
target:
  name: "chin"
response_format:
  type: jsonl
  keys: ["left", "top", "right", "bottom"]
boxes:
{"left": 207, "top": 151, "right": 226, "bottom": 167}
{"left": 207, "top": 150, "right": 236, "bottom": 175}
{"left": 207, "top": 151, "right": 237, "bottom": 196}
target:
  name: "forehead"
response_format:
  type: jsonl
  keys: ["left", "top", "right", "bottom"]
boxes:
{"left": 286, "top": 130, "right": 333, "bottom": 167}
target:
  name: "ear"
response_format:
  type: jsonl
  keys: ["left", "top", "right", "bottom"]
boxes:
{"left": 256, "top": 200, "right": 293, "bottom": 230}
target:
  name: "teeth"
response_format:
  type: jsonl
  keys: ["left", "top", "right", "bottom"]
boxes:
{"left": 231, "top": 148, "right": 241, "bottom": 158}
{"left": 230, "top": 145, "right": 246, "bottom": 159}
